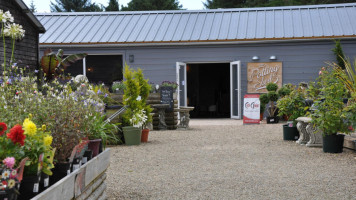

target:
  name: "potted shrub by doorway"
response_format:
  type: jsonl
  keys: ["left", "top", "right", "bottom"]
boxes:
{"left": 122, "top": 65, "right": 150, "bottom": 145}
{"left": 265, "top": 83, "right": 280, "bottom": 124}
{"left": 277, "top": 87, "right": 306, "bottom": 140}
{"left": 311, "top": 67, "right": 353, "bottom": 153}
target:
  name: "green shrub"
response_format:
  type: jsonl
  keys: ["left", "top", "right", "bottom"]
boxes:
{"left": 266, "top": 82, "right": 278, "bottom": 92}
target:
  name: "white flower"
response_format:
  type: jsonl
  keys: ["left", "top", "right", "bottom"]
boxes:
{"left": 4, "top": 23, "right": 25, "bottom": 40}
{"left": 2, "top": 170, "right": 10, "bottom": 179}
{"left": 0, "top": 10, "right": 13, "bottom": 24}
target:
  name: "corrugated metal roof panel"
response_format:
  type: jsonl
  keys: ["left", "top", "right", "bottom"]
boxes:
{"left": 36, "top": 3, "right": 356, "bottom": 45}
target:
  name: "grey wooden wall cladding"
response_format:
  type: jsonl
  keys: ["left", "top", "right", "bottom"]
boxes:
{"left": 0, "top": 1, "right": 40, "bottom": 69}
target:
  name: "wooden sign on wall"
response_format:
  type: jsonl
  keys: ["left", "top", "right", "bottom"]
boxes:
{"left": 247, "top": 62, "right": 282, "bottom": 93}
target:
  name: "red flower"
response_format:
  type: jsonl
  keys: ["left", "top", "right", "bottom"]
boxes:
{"left": 0, "top": 122, "right": 7, "bottom": 136}
{"left": 7, "top": 125, "right": 26, "bottom": 146}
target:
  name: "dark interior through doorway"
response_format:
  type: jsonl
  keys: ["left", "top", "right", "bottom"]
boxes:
{"left": 187, "top": 63, "right": 230, "bottom": 118}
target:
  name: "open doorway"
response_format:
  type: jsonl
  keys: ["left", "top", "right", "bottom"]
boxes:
{"left": 187, "top": 63, "right": 230, "bottom": 118}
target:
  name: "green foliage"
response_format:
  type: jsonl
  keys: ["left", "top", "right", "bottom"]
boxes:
{"left": 267, "top": 91, "right": 279, "bottom": 102}
{"left": 134, "top": 68, "right": 153, "bottom": 124}
{"left": 87, "top": 113, "right": 120, "bottom": 147}
{"left": 204, "top": 0, "right": 356, "bottom": 9}
{"left": 277, "top": 89, "right": 306, "bottom": 122}
{"left": 29, "top": 0, "right": 37, "bottom": 13}
{"left": 112, "top": 81, "right": 126, "bottom": 93}
{"left": 40, "top": 49, "right": 87, "bottom": 82}
{"left": 332, "top": 40, "right": 346, "bottom": 70}
{"left": 311, "top": 67, "right": 351, "bottom": 135}
{"left": 50, "top": 0, "right": 104, "bottom": 12}
{"left": 106, "top": 0, "right": 120, "bottom": 11}
{"left": 121, "top": 0, "right": 182, "bottom": 11}
{"left": 260, "top": 103, "right": 266, "bottom": 113}
{"left": 259, "top": 93, "right": 269, "bottom": 105}
{"left": 266, "top": 82, "right": 278, "bottom": 92}
{"left": 278, "top": 85, "right": 291, "bottom": 97}
{"left": 122, "top": 64, "right": 152, "bottom": 127}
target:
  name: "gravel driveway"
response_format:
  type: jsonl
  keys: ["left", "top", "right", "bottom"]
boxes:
{"left": 106, "top": 119, "right": 356, "bottom": 200}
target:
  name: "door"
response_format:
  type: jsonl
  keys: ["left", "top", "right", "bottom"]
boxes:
{"left": 230, "top": 61, "right": 241, "bottom": 119}
{"left": 176, "top": 62, "right": 187, "bottom": 107}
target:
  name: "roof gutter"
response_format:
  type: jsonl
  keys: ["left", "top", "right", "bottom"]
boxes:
{"left": 14, "top": 0, "right": 46, "bottom": 33}
{"left": 39, "top": 37, "right": 356, "bottom": 49}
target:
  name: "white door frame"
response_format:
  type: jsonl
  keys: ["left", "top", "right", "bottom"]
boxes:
{"left": 176, "top": 62, "right": 187, "bottom": 108}
{"left": 230, "top": 61, "right": 241, "bottom": 119}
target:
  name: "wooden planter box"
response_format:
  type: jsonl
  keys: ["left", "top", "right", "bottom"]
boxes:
{"left": 31, "top": 149, "right": 111, "bottom": 200}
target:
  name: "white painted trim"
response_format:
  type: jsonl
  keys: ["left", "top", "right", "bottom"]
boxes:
{"left": 83, "top": 57, "right": 86, "bottom": 77}
{"left": 230, "top": 61, "right": 241, "bottom": 119}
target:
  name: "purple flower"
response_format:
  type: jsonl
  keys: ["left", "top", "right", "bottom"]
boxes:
{"left": 104, "top": 94, "right": 108, "bottom": 98}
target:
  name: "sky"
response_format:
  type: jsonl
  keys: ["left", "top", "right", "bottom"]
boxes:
{"left": 23, "top": 0, "right": 205, "bottom": 12}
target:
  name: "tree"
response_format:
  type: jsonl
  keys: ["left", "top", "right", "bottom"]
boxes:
{"left": 106, "top": 0, "right": 120, "bottom": 11}
{"left": 121, "top": 0, "right": 182, "bottom": 11}
{"left": 204, "top": 0, "right": 356, "bottom": 9}
{"left": 204, "top": 0, "right": 247, "bottom": 9}
{"left": 29, "top": 0, "right": 37, "bottom": 13}
{"left": 50, "top": 0, "right": 104, "bottom": 12}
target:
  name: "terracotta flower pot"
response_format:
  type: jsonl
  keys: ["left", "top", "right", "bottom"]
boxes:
{"left": 141, "top": 129, "right": 149, "bottom": 142}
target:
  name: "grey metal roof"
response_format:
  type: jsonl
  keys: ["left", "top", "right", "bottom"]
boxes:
{"left": 36, "top": 3, "right": 356, "bottom": 45}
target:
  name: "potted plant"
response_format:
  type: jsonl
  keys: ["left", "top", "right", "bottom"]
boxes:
{"left": 311, "top": 67, "right": 352, "bottom": 153}
{"left": 122, "top": 64, "right": 145, "bottom": 145}
{"left": 87, "top": 113, "right": 120, "bottom": 156}
{"left": 277, "top": 87, "right": 306, "bottom": 140}
{"left": 265, "top": 83, "right": 280, "bottom": 124}
{"left": 135, "top": 68, "right": 153, "bottom": 142}
{"left": 111, "top": 81, "right": 126, "bottom": 94}
{"left": 259, "top": 94, "right": 269, "bottom": 121}
{"left": 277, "top": 84, "right": 293, "bottom": 121}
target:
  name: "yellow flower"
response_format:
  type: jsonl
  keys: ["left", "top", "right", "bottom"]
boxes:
{"left": 44, "top": 135, "right": 53, "bottom": 146}
{"left": 8, "top": 179, "right": 15, "bottom": 189}
{"left": 23, "top": 118, "right": 37, "bottom": 136}
{"left": 41, "top": 125, "right": 46, "bottom": 131}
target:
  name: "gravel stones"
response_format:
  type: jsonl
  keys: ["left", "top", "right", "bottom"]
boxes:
{"left": 106, "top": 120, "right": 356, "bottom": 200}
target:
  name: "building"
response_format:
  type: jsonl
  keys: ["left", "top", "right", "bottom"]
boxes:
{"left": 0, "top": 0, "right": 45, "bottom": 69}
{"left": 36, "top": 3, "right": 356, "bottom": 119}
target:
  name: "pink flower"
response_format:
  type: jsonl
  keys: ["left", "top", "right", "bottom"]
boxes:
{"left": 319, "top": 71, "right": 322, "bottom": 75}
{"left": 3, "top": 157, "right": 15, "bottom": 169}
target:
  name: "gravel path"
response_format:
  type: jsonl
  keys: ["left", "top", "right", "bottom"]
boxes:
{"left": 106, "top": 120, "right": 356, "bottom": 200}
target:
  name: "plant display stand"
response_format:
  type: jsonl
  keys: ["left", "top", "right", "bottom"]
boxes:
{"left": 152, "top": 104, "right": 169, "bottom": 130}
{"left": 177, "top": 106, "right": 194, "bottom": 129}
{"left": 304, "top": 117, "right": 323, "bottom": 147}
{"left": 31, "top": 149, "right": 111, "bottom": 200}
{"left": 296, "top": 117, "right": 310, "bottom": 145}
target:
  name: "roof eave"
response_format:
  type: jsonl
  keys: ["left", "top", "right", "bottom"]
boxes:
{"left": 14, "top": 0, "right": 46, "bottom": 33}
{"left": 38, "top": 36, "right": 356, "bottom": 48}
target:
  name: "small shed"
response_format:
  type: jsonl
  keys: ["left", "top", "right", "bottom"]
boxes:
{"left": 0, "top": 0, "right": 45, "bottom": 69}
{"left": 36, "top": 3, "right": 356, "bottom": 119}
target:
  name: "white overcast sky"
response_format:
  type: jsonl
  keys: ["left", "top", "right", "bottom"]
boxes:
{"left": 23, "top": 0, "right": 205, "bottom": 12}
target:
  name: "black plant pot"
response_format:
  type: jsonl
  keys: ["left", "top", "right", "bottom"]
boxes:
{"left": 0, "top": 188, "right": 19, "bottom": 200}
{"left": 50, "top": 162, "right": 71, "bottom": 186}
{"left": 18, "top": 174, "right": 41, "bottom": 200}
{"left": 267, "top": 116, "right": 279, "bottom": 124}
{"left": 39, "top": 172, "right": 49, "bottom": 192}
{"left": 83, "top": 150, "right": 93, "bottom": 164}
{"left": 323, "top": 134, "right": 345, "bottom": 153}
{"left": 283, "top": 124, "right": 299, "bottom": 140}
{"left": 71, "top": 157, "right": 82, "bottom": 172}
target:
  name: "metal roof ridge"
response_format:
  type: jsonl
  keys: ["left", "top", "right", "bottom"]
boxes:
{"left": 34, "top": 2, "right": 356, "bottom": 16}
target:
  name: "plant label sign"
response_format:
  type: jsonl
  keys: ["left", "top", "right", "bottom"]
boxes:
{"left": 247, "top": 62, "right": 282, "bottom": 93}
{"left": 160, "top": 86, "right": 174, "bottom": 112}
{"left": 243, "top": 94, "right": 261, "bottom": 124}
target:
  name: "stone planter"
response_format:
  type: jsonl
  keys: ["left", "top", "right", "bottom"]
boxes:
{"left": 31, "top": 149, "right": 111, "bottom": 200}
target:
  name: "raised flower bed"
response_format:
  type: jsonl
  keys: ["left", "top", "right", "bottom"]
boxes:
{"left": 32, "top": 149, "right": 110, "bottom": 200}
